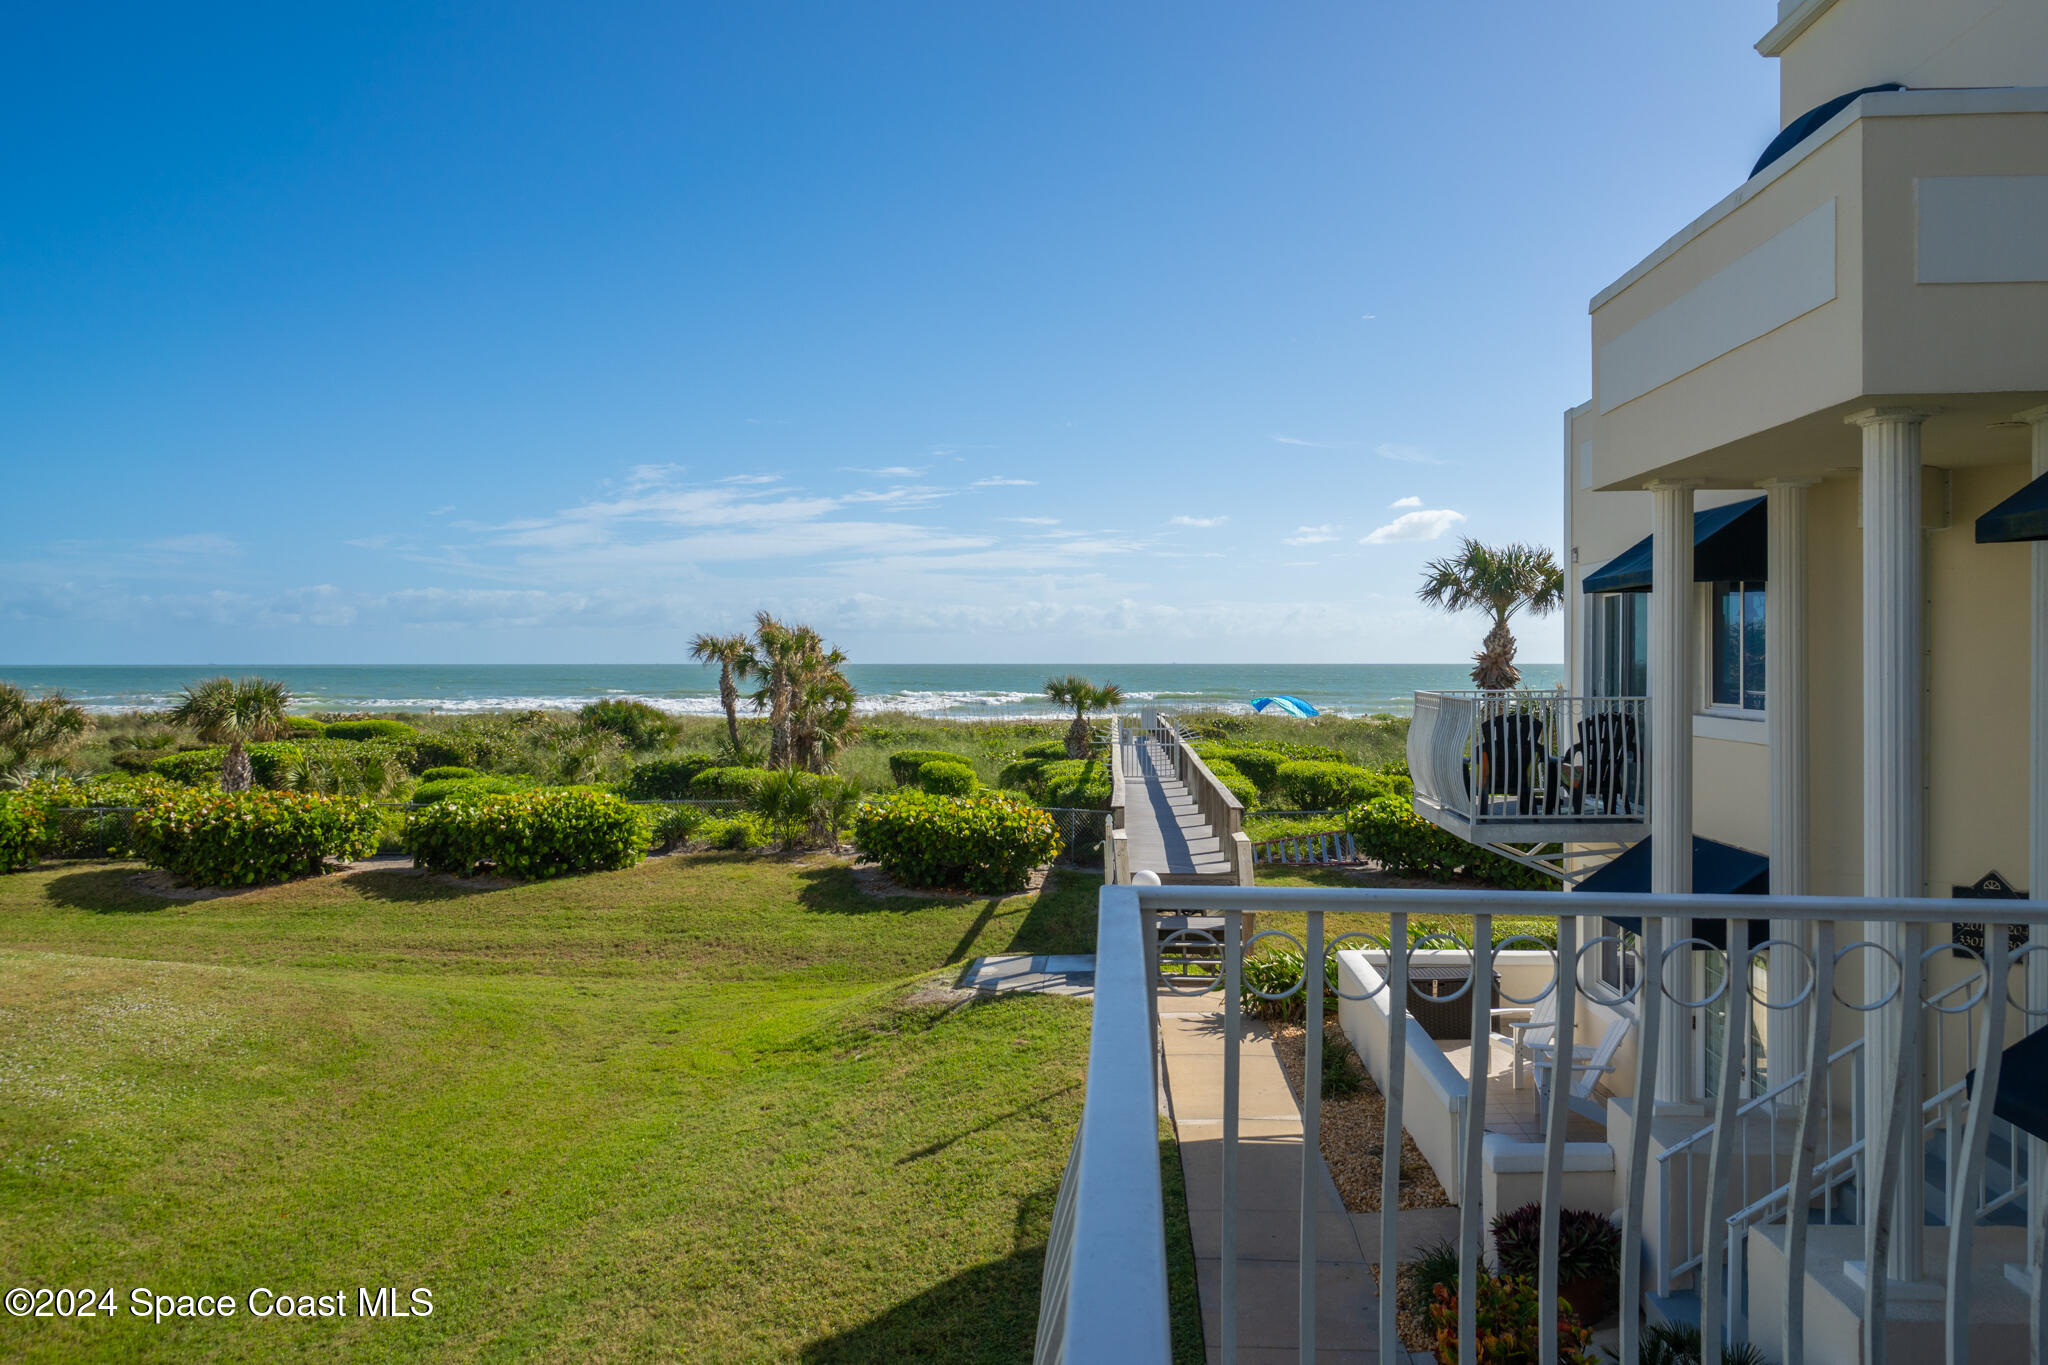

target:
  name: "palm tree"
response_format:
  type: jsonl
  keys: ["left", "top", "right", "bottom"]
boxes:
{"left": 167, "top": 676, "right": 294, "bottom": 792}
{"left": 1415, "top": 539, "right": 1566, "bottom": 691}
{"left": 749, "top": 613, "right": 804, "bottom": 770}
{"left": 1043, "top": 675, "right": 1124, "bottom": 759}
{"left": 0, "top": 684, "right": 88, "bottom": 774}
{"left": 689, "top": 631, "right": 757, "bottom": 759}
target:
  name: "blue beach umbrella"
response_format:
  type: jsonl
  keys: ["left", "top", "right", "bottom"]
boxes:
{"left": 1250, "top": 695, "right": 1319, "bottom": 718}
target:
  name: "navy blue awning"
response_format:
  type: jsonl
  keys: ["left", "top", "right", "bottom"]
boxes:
{"left": 1752, "top": 84, "right": 1904, "bottom": 179}
{"left": 1977, "top": 473, "right": 2048, "bottom": 544}
{"left": 1581, "top": 496, "right": 1768, "bottom": 594}
{"left": 1984, "top": 1027, "right": 2048, "bottom": 1143}
{"left": 1582, "top": 836, "right": 1770, "bottom": 950}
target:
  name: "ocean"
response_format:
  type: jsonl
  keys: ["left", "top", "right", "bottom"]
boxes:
{"left": 0, "top": 662, "right": 1562, "bottom": 720}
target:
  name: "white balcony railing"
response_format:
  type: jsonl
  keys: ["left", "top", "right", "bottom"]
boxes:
{"left": 1409, "top": 691, "right": 1649, "bottom": 845}
{"left": 1036, "top": 882, "right": 2048, "bottom": 1365}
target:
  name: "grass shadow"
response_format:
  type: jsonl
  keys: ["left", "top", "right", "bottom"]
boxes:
{"left": 40, "top": 868, "right": 173, "bottom": 915}
{"left": 896, "top": 1083, "right": 1080, "bottom": 1165}
{"left": 342, "top": 867, "right": 517, "bottom": 903}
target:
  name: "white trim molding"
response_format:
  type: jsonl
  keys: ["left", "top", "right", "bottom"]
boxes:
{"left": 1756, "top": 0, "right": 1841, "bottom": 57}
{"left": 1694, "top": 711, "right": 1768, "bottom": 745}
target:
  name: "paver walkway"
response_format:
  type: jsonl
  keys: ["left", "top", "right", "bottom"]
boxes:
{"left": 956, "top": 954, "right": 1096, "bottom": 996}
{"left": 1158, "top": 983, "right": 1442, "bottom": 1364}
{"left": 1122, "top": 737, "right": 1235, "bottom": 879}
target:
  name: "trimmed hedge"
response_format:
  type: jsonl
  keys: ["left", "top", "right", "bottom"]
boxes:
{"left": 1017, "top": 740, "right": 1068, "bottom": 761}
{"left": 285, "top": 716, "right": 328, "bottom": 738}
{"left": 131, "top": 789, "right": 381, "bottom": 886}
{"left": 619, "top": 754, "right": 721, "bottom": 800}
{"left": 916, "top": 759, "right": 979, "bottom": 796}
{"left": 1202, "top": 758, "right": 1260, "bottom": 809}
{"left": 887, "top": 749, "right": 964, "bottom": 787}
{"left": 412, "top": 775, "right": 533, "bottom": 804}
{"left": 11, "top": 776, "right": 181, "bottom": 859}
{"left": 853, "top": 790, "right": 1063, "bottom": 893}
{"left": 323, "top": 719, "right": 417, "bottom": 743}
{"left": 1275, "top": 760, "right": 1400, "bottom": 811}
{"left": 999, "top": 756, "right": 1113, "bottom": 810}
{"left": 0, "top": 794, "right": 48, "bottom": 872}
{"left": 403, "top": 789, "right": 649, "bottom": 879}
{"left": 1215, "top": 747, "right": 1286, "bottom": 794}
{"left": 690, "top": 766, "right": 768, "bottom": 800}
{"left": 1346, "top": 795, "right": 1557, "bottom": 890}
{"left": 419, "top": 766, "right": 479, "bottom": 783}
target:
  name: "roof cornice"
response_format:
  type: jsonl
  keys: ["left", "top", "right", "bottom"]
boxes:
{"left": 1756, "top": 0, "right": 1841, "bottom": 58}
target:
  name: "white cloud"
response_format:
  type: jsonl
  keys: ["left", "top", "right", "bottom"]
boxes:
{"left": 1002, "top": 516, "right": 1060, "bottom": 526}
{"left": 1375, "top": 442, "right": 1443, "bottom": 465}
{"left": 1270, "top": 434, "right": 1347, "bottom": 449}
{"left": 719, "top": 473, "right": 781, "bottom": 485}
{"left": 841, "top": 465, "right": 924, "bottom": 477}
{"left": 972, "top": 476, "right": 1036, "bottom": 487}
{"left": 1361, "top": 509, "right": 1466, "bottom": 544}
{"left": 1389, "top": 496, "right": 1422, "bottom": 509}
{"left": 1283, "top": 525, "right": 1339, "bottom": 545}
{"left": 1170, "top": 515, "right": 1228, "bottom": 528}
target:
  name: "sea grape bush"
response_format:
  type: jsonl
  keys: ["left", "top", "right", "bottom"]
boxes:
{"left": 998, "top": 756, "right": 1112, "bottom": 810}
{"left": 853, "top": 790, "right": 1062, "bottom": 893}
{"left": 886, "top": 749, "right": 962, "bottom": 787}
{"left": 411, "top": 775, "right": 534, "bottom": 804}
{"left": 690, "top": 766, "right": 769, "bottom": 800}
{"left": 131, "top": 789, "right": 381, "bottom": 886}
{"left": 1346, "top": 796, "right": 1558, "bottom": 890}
{"left": 915, "top": 759, "right": 978, "bottom": 796}
{"left": 619, "top": 755, "right": 720, "bottom": 800}
{"left": 151, "top": 742, "right": 303, "bottom": 788}
{"left": 0, "top": 794, "right": 49, "bottom": 872}
{"left": 577, "top": 699, "right": 679, "bottom": 750}
{"left": 403, "top": 789, "right": 648, "bottom": 880}
{"left": 321, "top": 719, "right": 417, "bottom": 743}
{"left": 419, "top": 766, "right": 479, "bottom": 783}
{"left": 1201, "top": 758, "right": 1260, "bottom": 809}
{"left": 1274, "top": 760, "right": 1400, "bottom": 811}
{"left": 12, "top": 775, "right": 181, "bottom": 859}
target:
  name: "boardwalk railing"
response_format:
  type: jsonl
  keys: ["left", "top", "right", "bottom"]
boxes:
{"left": 1035, "top": 882, "right": 2048, "bottom": 1365}
{"left": 1139, "top": 710, "right": 1254, "bottom": 884}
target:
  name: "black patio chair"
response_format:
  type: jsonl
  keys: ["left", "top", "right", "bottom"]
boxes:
{"left": 1462, "top": 712, "right": 1548, "bottom": 816}
{"left": 1560, "top": 710, "right": 1642, "bottom": 816}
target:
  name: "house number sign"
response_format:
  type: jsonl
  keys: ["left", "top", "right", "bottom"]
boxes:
{"left": 1952, "top": 870, "right": 2029, "bottom": 957}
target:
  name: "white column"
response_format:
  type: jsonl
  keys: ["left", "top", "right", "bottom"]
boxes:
{"left": 1649, "top": 479, "right": 1698, "bottom": 1104}
{"left": 1762, "top": 477, "right": 1819, "bottom": 1081}
{"left": 2020, "top": 404, "right": 2048, "bottom": 1349}
{"left": 1849, "top": 406, "right": 1934, "bottom": 1283}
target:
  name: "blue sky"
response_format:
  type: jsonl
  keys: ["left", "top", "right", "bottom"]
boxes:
{"left": 0, "top": 2, "right": 1780, "bottom": 665}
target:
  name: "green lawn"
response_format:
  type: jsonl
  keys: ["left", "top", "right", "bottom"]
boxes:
{"left": 0, "top": 854, "right": 1196, "bottom": 1363}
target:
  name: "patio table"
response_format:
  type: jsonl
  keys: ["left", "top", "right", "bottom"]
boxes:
{"left": 1404, "top": 963, "right": 1502, "bottom": 1042}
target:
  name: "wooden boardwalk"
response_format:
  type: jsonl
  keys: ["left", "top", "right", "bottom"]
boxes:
{"left": 1120, "top": 736, "right": 1236, "bottom": 881}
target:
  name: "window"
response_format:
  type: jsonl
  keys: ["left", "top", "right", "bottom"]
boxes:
{"left": 1598, "top": 922, "right": 1639, "bottom": 994}
{"left": 1592, "top": 592, "right": 1648, "bottom": 698}
{"left": 1710, "top": 581, "right": 1766, "bottom": 711}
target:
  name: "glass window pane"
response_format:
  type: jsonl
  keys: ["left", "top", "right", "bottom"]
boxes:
{"left": 1712, "top": 584, "right": 1741, "bottom": 707}
{"left": 1599, "top": 596, "right": 1619, "bottom": 696}
{"left": 1627, "top": 594, "right": 1649, "bottom": 696}
{"left": 1743, "top": 585, "right": 1767, "bottom": 711}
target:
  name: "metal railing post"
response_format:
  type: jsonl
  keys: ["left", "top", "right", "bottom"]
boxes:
{"left": 1222, "top": 908, "right": 1241, "bottom": 1365}
{"left": 1701, "top": 919, "right": 1750, "bottom": 1356}
{"left": 1460, "top": 913, "right": 1494, "bottom": 1365}
{"left": 1300, "top": 910, "right": 1324, "bottom": 1361}
{"left": 1539, "top": 915, "right": 1578, "bottom": 1365}
{"left": 1621, "top": 915, "right": 1666, "bottom": 1365}
{"left": 1379, "top": 912, "right": 1410, "bottom": 1360}
{"left": 1783, "top": 919, "right": 1836, "bottom": 1365}
{"left": 1946, "top": 923, "right": 2010, "bottom": 1365}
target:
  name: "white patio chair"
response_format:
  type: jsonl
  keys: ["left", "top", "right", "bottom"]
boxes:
{"left": 1529, "top": 1015, "right": 1633, "bottom": 1133}
{"left": 1489, "top": 991, "right": 1557, "bottom": 1089}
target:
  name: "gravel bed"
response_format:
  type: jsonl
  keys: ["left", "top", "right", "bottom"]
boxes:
{"left": 1269, "top": 1021, "right": 1450, "bottom": 1213}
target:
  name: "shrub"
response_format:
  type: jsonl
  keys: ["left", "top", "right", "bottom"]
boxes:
{"left": 1347, "top": 796, "right": 1559, "bottom": 890}
{"left": 0, "top": 794, "right": 49, "bottom": 872}
{"left": 887, "top": 749, "right": 963, "bottom": 787}
{"left": 1236, "top": 947, "right": 1346, "bottom": 1020}
{"left": 579, "top": 698, "right": 679, "bottom": 750}
{"left": 1321, "top": 1029, "right": 1364, "bottom": 1098}
{"left": 646, "top": 803, "right": 707, "bottom": 853}
{"left": 1202, "top": 758, "right": 1260, "bottom": 809}
{"left": 1638, "top": 1321, "right": 1769, "bottom": 1365}
{"left": 1403, "top": 1238, "right": 1463, "bottom": 1313}
{"left": 1017, "top": 739, "right": 1068, "bottom": 761}
{"left": 1275, "top": 760, "right": 1394, "bottom": 811}
{"left": 916, "top": 759, "right": 978, "bottom": 796}
{"left": 285, "top": 716, "right": 328, "bottom": 738}
{"left": 322, "top": 718, "right": 417, "bottom": 743}
{"left": 853, "top": 790, "right": 1062, "bottom": 893}
{"left": 1427, "top": 1275, "right": 1597, "bottom": 1365}
{"left": 151, "top": 742, "right": 303, "bottom": 788}
{"left": 690, "top": 766, "right": 769, "bottom": 800}
{"left": 700, "top": 813, "right": 772, "bottom": 850}
{"left": 419, "top": 766, "right": 479, "bottom": 783}
{"left": 1002, "top": 757, "right": 1112, "bottom": 810}
{"left": 13, "top": 776, "right": 181, "bottom": 859}
{"left": 619, "top": 754, "right": 721, "bottom": 800}
{"left": 403, "top": 789, "right": 649, "bottom": 879}
{"left": 412, "top": 775, "right": 534, "bottom": 804}
{"left": 1219, "top": 747, "right": 1287, "bottom": 793}
{"left": 131, "top": 789, "right": 380, "bottom": 886}
{"left": 1492, "top": 1204, "right": 1619, "bottom": 1321}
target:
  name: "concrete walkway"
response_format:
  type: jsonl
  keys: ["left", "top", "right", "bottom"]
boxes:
{"left": 957, "top": 953, "right": 1096, "bottom": 996}
{"left": 1158, "top": 983, "right": 1444, "bottom": 1364}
